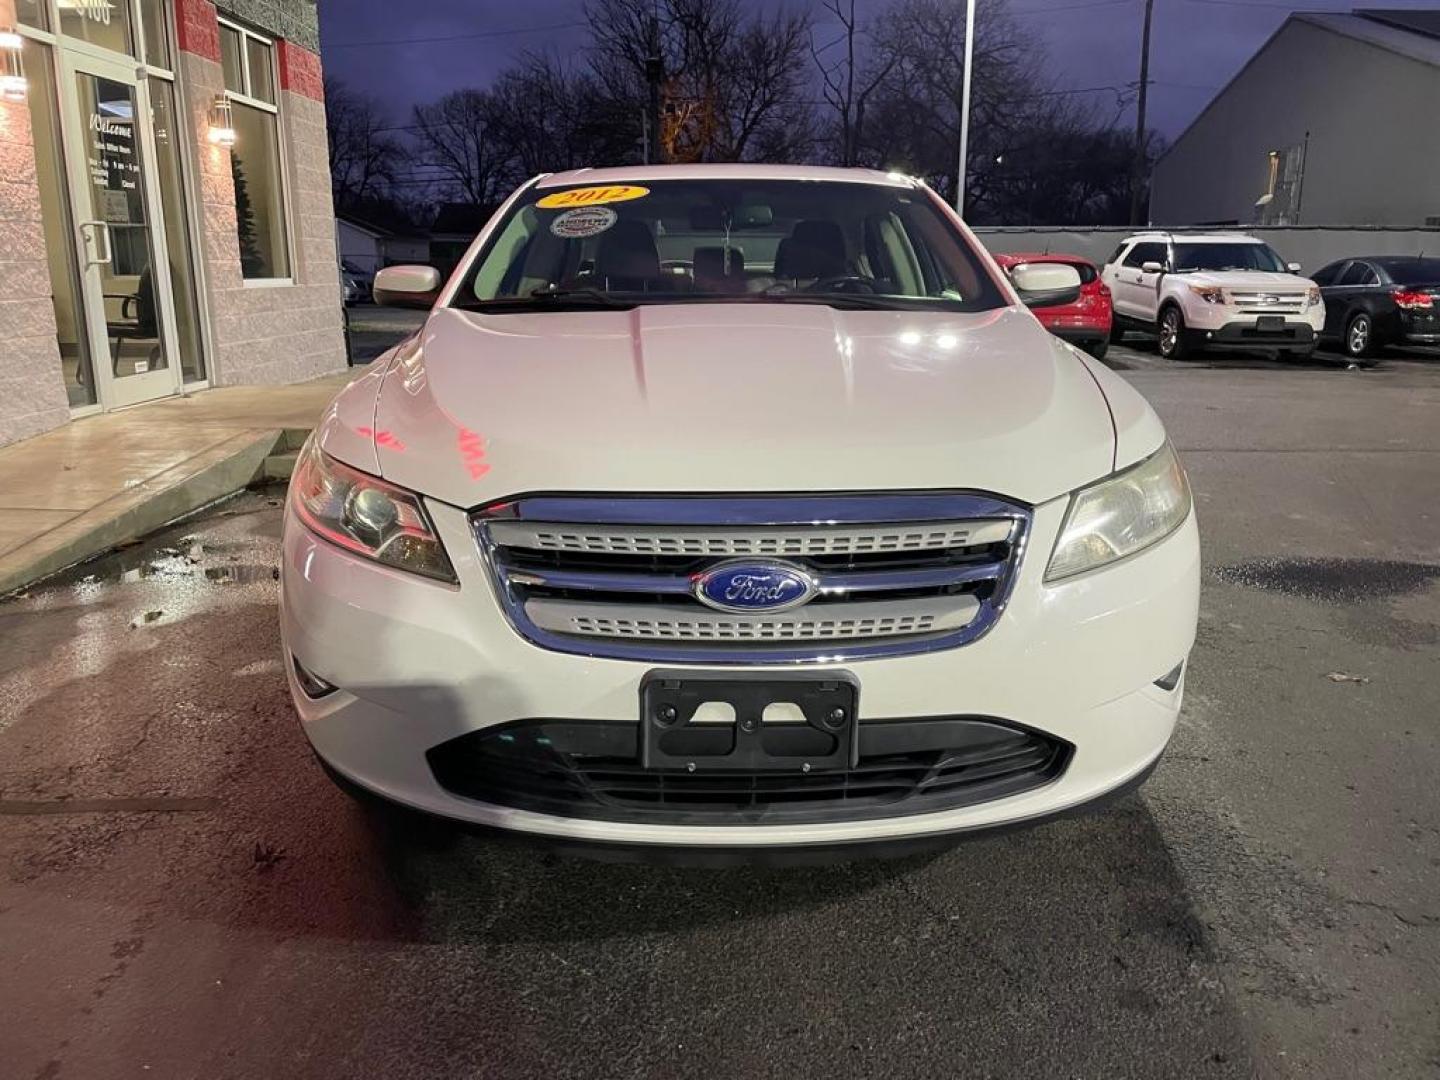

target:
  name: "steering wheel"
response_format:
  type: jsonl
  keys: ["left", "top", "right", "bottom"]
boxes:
{"left": 805, "top": 275, "right": 880, "bottom": 294}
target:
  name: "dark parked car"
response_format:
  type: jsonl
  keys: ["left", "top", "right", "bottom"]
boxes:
{"left": 1311, "top": 256, "right": 1440, "bottom": 360}
{"left": 341, "top": 260, "right": 374, "bottom": 303}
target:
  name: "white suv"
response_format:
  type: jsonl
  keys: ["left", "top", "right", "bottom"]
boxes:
{"left": 282, "top": 165, "right": 1198, "bottom": 859}
{"left": 1102, "top": 232, "right": 1324, "bottom": 360}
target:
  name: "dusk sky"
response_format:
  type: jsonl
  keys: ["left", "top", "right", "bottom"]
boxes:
{"left": 317, "top": 0, "right": 1436, "bottom": 153}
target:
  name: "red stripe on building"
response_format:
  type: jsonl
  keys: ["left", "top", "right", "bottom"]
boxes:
{"left": 173, "top": 0, "right": 221, "bottom": 62}
{"left": 277, "top": 40, "right": 324, "bottom": 101}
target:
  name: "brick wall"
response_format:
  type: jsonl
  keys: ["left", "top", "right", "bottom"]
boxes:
{"left": 218, "top": 0, "right": 320, "bottom": 50}
{"left": 178, "top": 1, "right": 345, "bottom": 386}
{"left": 0, "top": 0, "right": 71, "bottom": 448}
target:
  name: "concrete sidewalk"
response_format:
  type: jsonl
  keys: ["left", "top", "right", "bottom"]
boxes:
{"left": 0, "top": 368, "right": 367, "bottom": 596}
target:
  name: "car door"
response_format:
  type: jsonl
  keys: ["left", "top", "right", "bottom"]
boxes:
{"left": 1311, "top": 261, "right": 1349, "bottom": 338}
{"left": 1111, "top": 242, "right": 1167, "bottom": 323}
{"left": 1330, "top": 260, "right": 1381, "bottom": 336}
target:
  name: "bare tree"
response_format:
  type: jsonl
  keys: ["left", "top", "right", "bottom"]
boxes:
{"left": 324, "top": 77, "right": 403, "bottom": 211}
{"left": 584, "top": 0, "right": 814, "bottom": 163}
{"left": 864, "top": 0, "right": 1053, "bottom": 211}
{"left": 410, "top": 90, "right": 513, "bottom": 206}
{"left": 810, "top": 0, "right": 894, "bottom": 167}
{"left": 486, "top": 53, "right": 638, "bottom": 175}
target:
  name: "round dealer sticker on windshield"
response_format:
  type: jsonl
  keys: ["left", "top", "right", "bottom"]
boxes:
{"left": 549, "top": 206, "right": 618, "bottom": 239}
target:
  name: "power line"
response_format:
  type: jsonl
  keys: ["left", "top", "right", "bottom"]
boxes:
{"left": 1177, "top": 0, "right": 1317, "bottom": 7}
{"left": 1012, "top": 0, "right": 1134, "bottom": 13}
{"left": 325, "top": 20, "right": 588, "bottom": 50}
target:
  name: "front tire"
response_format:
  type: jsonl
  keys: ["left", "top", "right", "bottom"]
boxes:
{"left": 1344, "top": 312, "right": 1374, "bottom": 359}
{"left": 1157, "top": 305, "right": 1192, "bottom": 361}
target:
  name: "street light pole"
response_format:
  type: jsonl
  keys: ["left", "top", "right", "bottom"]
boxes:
{"left": 1129, "top": 0, "right": 1156, "bottom": 225}
{"left": 955, "top": 0, "right": 976, "bottom": 215}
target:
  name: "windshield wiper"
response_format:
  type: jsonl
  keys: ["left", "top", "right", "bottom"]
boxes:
{"left": 760, "top": 291, "right": 908, "bottom": 310}
{"left": 527, "top": 284, "right": 632, "bottom": 304}
{"left": 455, "top": 285, "right": 636, "bottom": 311}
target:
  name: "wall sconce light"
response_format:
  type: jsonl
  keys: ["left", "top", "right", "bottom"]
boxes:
{"left": 0, "top": 29, "right": 27, "bottom": 104}
{"left": 207, "top": 94, "right": 235, "bottom": 147}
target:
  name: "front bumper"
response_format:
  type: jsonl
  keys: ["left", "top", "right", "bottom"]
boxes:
{"left": 1197, "top": 320, "right": 1316, "bottom": 349}
{"left": 281, "top": 494, "right": 1200, "bottom": 848}
{"left": 1179, "top": 298, "right": 1323, "bottom": 347}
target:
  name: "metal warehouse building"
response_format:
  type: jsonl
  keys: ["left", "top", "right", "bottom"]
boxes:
{"left": 0, "top": 0, "right": 344, "bottom": 447}
{"left": 1151, "top": 8, "right": 1440, "bottom": 228}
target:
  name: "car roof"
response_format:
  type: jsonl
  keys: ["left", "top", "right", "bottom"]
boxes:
{"left": 1349, "top": 254, "right": 1438, "bottom": 262}
{"left": 1123, "top": 233, "right": 1263, "bottom": 244}
{"left": 533, "top": 163, "right": 919, "bottom": 189}
{"left": 993, "top": 252, "right": 1094, "bottom": 266}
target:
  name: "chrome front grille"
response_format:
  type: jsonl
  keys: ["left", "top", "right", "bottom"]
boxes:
{"left": 528, "top": 596, "right": 980, "bottom": 641}
{"left": 473, "top": 494, "right": 1030, "bottom": 663}
{"left": 1229, "top": 291, "right": 1306, "bottom": 314}
{"left": 487, "top": 520, "right": 1014, "bottom": 558}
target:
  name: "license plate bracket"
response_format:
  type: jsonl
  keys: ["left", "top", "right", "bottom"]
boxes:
{"left": 1256, "top": 315, "right": 1286, "bottom": 331}
{"left": 640, "top": 669, "right": 859, "bottom": 771}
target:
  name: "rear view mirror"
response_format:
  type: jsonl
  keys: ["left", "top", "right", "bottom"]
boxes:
{"left": 1286, "top": 262, "right": 1303, "bottom": 273}
{"left": 1009, "top": 262, "right": 1082, "bottom": 309}
{"left": 373, "top": 265, "right": 442, "bottom": 309}
{"left": 1141, "top": 261, "right": 1164, "bottom": 274}
{"left": 687, "top": 204, "right": 775, "bottom": 230}
{"left": 733, "top": 204, "right": 774, "bottom": 228}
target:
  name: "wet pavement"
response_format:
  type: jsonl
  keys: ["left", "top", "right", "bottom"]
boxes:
{"left": 1, "top": 353, "right": 1438, "bottom": 1079}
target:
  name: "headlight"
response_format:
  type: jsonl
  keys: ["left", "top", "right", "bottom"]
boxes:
{"left": 290, "top": 441, "right": 457, "bottom": 582}
{"left": 1187, "top": 284, "right": 1224, "bottom": 304}
{"left": 1305, "top": 286, "right": 1322, "bottom": 307}
{"left": 1045, "top": 442, "right": 1192, "bottom": 582}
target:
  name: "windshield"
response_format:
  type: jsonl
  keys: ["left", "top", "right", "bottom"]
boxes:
{"left": 453, "top": 179, "right": 1006, "bottom": 313}
{"left": 1172, "top": 242, "right": 1287, "bottom": 273}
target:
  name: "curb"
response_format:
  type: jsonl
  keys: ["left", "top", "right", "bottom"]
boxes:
{"left": 0, "top": 427, "right": 309, "bottom": 597}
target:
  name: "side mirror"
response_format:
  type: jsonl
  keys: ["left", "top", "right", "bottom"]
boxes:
{"left": 1140, "top": 261, "right": 1165, "bottom": 274}
{"left": 1286, "top": 262, "right": 1302, "bottom": 273}
{"left": 373, "top": 265, "right": 442, "bottom": 309}
{"left": 1009, "top": 262, "right": 1082, "bottom": 309}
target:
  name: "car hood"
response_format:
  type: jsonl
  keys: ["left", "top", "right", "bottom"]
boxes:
{"left": 1180, "top": 270, "right": 1314, "bottom": 290}
{"left": 332, "top": 304, "right": 1123, "bottom": 508}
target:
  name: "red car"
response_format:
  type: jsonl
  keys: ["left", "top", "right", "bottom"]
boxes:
{"left": 993, "top": 253, "right": 1113, "bottom": 359}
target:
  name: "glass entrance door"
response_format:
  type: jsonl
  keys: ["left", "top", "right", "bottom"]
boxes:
{"left": 59, "top": 50, "right": 181, "bottom": 409}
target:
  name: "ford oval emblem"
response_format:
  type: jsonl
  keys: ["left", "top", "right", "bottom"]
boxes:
{"left": 692, "top": 559, "right": 818, "bottom": 614}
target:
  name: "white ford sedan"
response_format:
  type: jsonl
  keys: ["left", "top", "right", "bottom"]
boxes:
{"left": 281, "top": 164, "right": 1198, "bottom": 859}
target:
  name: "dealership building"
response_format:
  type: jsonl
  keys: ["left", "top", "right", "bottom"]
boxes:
{"left": 0, "top": 0, "right": 345, "bottom": 447}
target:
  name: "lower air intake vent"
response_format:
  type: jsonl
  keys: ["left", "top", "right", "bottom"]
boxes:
{"left": 427, "top": 717, "right": 1072, "bottom": 825}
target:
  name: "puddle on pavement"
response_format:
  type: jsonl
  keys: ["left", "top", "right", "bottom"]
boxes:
{"left": 1213, "top": 557, "right": 1440, "bottom": 604}
{"left": 2, "top": 488, "right": 286, "bottom": 609}
{"left": 204, "top": 565, "right": 280, "bottom": 584}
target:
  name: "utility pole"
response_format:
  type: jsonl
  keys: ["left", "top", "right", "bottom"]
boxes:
{"left": 955, "top": 0, "right": 976, "bottom": 215}
{"left": 644, "top": 15, "right": 664, "bottom": 165}
{"left": 1129, "top": 0, "right": 1155, "bottom": 226}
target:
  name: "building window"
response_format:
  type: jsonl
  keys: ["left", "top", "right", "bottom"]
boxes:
{"left": 138, "top": 0, "right": 172, "bottom": 69}
{"left": 219, "top": 18, "right": 291, "bottom": 281}
{"left": 15, "top": 0, "right": 48, "bottom": 30}
{"left": 57, "top": 0, "right": 136, "bottom": 55}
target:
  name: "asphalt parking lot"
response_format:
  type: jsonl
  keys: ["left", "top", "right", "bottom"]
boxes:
{"left": 1, "top": 336, "right": 1437, "bottom": 1079}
